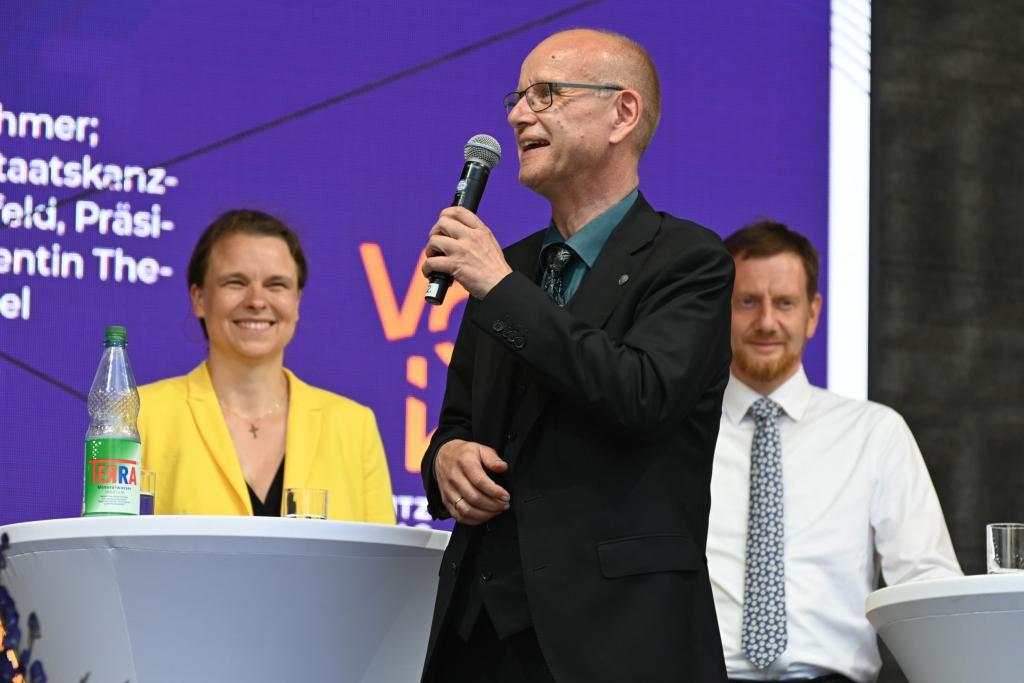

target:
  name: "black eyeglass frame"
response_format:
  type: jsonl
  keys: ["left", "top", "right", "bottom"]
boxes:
{"left": 503, "top": 82, "right": 625, "bottom": 115}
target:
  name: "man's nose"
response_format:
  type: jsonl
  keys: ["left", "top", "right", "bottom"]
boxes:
{"left": 507, "top": 97, "right": 535, "bottom": 126}
{"left": 755, "top": 304, "right": 778, "bottom": 330}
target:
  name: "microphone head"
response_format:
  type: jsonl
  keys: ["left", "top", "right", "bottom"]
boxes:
{"left": 464, "top": 134, "right": 501, "bottom": 169}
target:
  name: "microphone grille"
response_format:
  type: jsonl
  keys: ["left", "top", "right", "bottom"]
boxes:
{"left": 464, "top": 134, "right": 501, "bottom": 169}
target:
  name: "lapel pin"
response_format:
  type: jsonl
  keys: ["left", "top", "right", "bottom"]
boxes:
{"left": 618, "top": 274, "right": 629, "bottom": 286}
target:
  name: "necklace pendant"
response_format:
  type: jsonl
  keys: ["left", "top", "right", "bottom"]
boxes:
{"left": 249, "top": 423, "right": 259, "bottom": 439}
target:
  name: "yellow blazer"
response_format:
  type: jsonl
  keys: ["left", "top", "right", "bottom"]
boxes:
{"left": 138, "top": 362, "right": 395, "bottom": 523}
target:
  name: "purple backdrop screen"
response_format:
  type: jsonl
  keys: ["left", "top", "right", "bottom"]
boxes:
{"left": 0, "top": 1, "right": 829, "bottom": 527}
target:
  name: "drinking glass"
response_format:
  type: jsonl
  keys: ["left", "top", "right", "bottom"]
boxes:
{"left": 986, "top": 523, "right": 1024, "bottom": 573}
{"left": 284, "top": 487, "right": 328, "bottom": 519}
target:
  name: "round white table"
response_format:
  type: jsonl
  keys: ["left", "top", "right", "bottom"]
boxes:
{"left": 866, "top": 573, "right": 1024, "bottom": 682}
{"left": 0, "top": 516, "right": 449, "bottom": 682}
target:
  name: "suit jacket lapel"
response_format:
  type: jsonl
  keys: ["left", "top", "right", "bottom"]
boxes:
{"left": 186, "top": 362, "right": 251, "bottom": 513}
{"left": 567, "top": 193, "right": 661, "bottom": 329}
{"left": 284, "top": 369, "right": 321, "bottom": 488}
{"left": 492, "top": 207, "right": 659, "bottom": 471}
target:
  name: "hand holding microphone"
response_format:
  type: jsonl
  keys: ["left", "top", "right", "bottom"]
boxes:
{"left": 424, "top": 134, "right": 510, "bottom": 304}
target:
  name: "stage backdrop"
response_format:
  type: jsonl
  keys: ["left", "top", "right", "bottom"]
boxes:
{"left": 0, "top": 1, "right": 830, "bottom": 528}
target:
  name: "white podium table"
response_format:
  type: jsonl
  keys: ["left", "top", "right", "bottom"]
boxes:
{"left": 0, "top": 516, "right": 449, "bottom": 682}
{"left": 866, "top": 573, "right": 1024, "bottom": 682}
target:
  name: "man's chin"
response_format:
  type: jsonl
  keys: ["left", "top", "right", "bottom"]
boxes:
{"left": 734, "top": 351, "right": 801, "bottom": 388}
{"left": 519, "top": 168, "right": 546, "bottom": 192}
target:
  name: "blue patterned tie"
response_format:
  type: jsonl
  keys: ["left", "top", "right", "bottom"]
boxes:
{"left": 741, "top": 397, "right": 787, "bottom": 669}
{"left": 542, "top": 243, "right": 575, "bottom": 306}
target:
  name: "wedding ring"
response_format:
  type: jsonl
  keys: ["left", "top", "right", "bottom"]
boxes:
{"left": 454, "top": 496, "right": 465, "bottom": 508}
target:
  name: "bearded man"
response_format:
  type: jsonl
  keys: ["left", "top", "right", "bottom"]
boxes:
{"left": 706, "top": 219, "right": 962, "bottom": 683}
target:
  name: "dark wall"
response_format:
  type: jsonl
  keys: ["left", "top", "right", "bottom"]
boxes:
{"left": 872, "top": 0, "right": 1024, "bottom": 574}
{"left": 871, "top": 3, "right": 1024, "bottom": 680}
{"left": 868, "top": 1, "right": 1024, "bottom": 683}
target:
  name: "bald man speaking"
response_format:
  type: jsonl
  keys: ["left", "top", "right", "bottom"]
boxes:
{"left": 419, "top": 29, "right": 733, "bottom": 682}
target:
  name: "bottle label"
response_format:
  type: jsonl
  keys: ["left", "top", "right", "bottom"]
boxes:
{"left": 83, "top": 438, "right": 141, "bottom": 516}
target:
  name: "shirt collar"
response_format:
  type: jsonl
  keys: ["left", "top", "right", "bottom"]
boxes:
{"left": 540, "top": 189, "right": 639, "bottom": 267}
{"left": 722, "top": 365, "right": 813, "bottom": 424}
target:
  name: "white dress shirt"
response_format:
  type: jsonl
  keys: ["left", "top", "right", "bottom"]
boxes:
{"left": 707, "top": 367, "right": 961, "bottom": 682}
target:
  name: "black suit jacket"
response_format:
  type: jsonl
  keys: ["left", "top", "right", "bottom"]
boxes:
{"left": 422, "top": 194, "right": 733, "bottom": 682}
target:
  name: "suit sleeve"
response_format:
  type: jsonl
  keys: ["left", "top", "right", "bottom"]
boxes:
{"left": 473, "top": 237, "right": 734, "bottom": 436}
{"left": 421, "top": 297, "right": 480, "bottom": 520}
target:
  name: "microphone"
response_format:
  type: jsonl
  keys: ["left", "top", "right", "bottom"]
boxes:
{"left": 425, "top": 133, "right": 502, "bottom": 305}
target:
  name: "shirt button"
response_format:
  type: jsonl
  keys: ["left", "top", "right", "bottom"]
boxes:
{"left": 481, "top": 571, "right": 494, "bottom": 582}
{"left": 507, "top": 430, "right": 517, "bottom": 441}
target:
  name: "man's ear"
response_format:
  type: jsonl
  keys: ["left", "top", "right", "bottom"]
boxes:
{"left": 805, "top": 292, "right": 823, "bottom": 339}
{"left": 609, "top": 89, "right": 642, "bottom": 145}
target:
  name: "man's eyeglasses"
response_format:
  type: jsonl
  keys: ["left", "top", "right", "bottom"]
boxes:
{"left": 503, "top": 82, "right": 624, "bottom": 115}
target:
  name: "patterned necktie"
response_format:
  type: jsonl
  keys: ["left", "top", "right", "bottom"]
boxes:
{"left": 741, "top": 397, "right": 787, "bottom": 669}
{"left": 542, "top": 243, "right": 575, "bottom": 306}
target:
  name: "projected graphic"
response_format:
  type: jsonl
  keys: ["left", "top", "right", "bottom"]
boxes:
{"left": 0, "top": 1, "right": 830, "bottom": 527}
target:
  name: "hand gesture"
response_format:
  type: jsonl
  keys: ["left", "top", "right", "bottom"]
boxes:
{"left": 435, "top": 439, "right": 511, "bottom": 524}
{"left": 422, "top": 207, "right": 513, "bottom": 300}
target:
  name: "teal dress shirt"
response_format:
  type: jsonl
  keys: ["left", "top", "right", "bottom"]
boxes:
{"left": 538, "top": 189, "right": 638, "bottom": 303}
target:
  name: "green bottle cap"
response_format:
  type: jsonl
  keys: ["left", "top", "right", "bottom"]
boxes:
{"left": 104, "top": 325, "right": 127, "bottom": 346}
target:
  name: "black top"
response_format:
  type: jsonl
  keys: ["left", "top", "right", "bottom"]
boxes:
{"left": 247, "top": 456, "right": 285, "bottom": 517}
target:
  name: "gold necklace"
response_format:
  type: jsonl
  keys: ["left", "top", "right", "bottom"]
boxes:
{"left": 219, "top": 399, "right": 286, "bottom": 439}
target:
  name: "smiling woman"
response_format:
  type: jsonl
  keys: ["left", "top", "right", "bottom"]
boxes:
{"left": 136, "top": 210, "right": 395, "bottom": 523}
